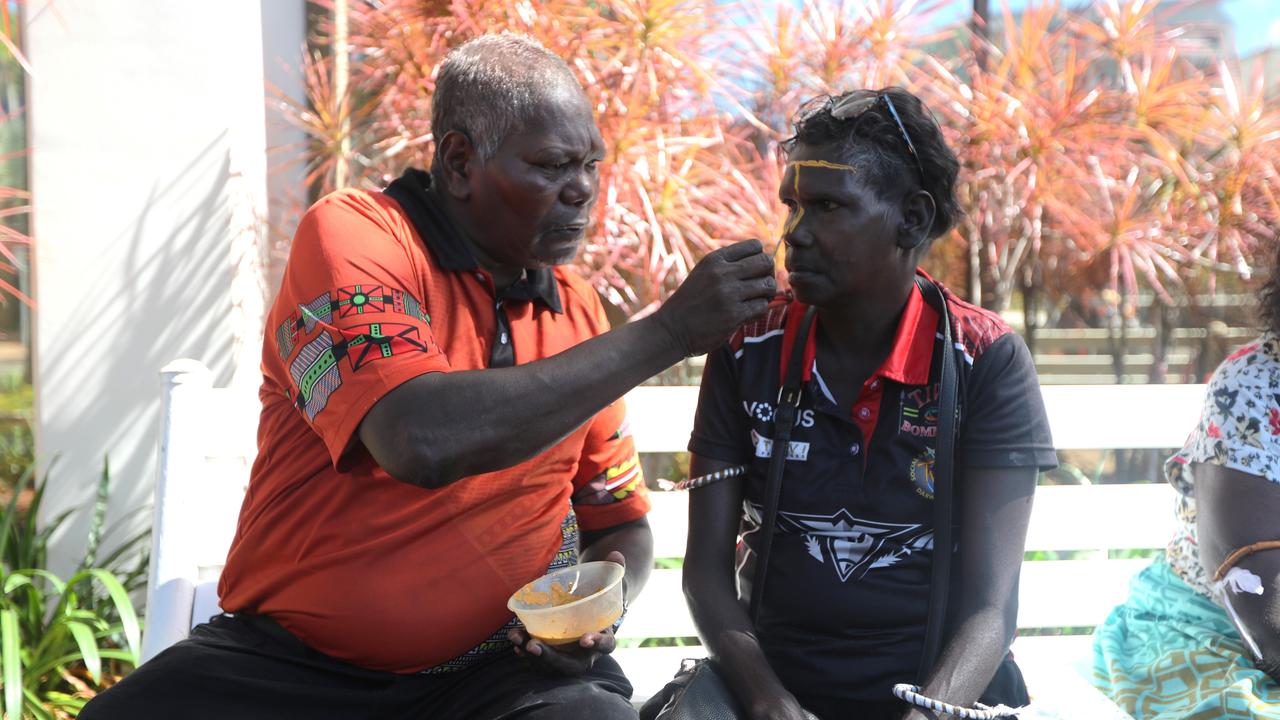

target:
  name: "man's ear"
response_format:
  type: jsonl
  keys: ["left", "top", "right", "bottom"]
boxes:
{"left": 896, "top": 190, "right": 936, "bottom": 252}
{"left": 435, "top": 130, "right": 477, "bottom": 200}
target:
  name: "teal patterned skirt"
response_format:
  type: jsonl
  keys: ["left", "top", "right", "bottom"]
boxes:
{"left": 1092, "top": 556, "right": 1280, "bottom": 719}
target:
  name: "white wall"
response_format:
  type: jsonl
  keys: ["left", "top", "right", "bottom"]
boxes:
{"left": 25, "top": 1, "right": 303, "bottom": 575}
{"left": 261, "top": 0, "right": 309, "bottom": 294}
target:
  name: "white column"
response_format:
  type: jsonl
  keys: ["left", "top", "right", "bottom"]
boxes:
{"left": 24, "top": 1, "right": 296, "bottom": 574}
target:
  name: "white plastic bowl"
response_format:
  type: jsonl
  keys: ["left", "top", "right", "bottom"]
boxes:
{"left": 507, "top": 561, "right": 625, "bottom": 645}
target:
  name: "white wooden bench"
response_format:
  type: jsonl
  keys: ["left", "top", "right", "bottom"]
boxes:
{"left": 142, "top": 359, "right": 1204, "bottom": 714}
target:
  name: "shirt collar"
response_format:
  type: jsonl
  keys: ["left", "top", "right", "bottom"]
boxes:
{"left": 781, "top": 271, "right": 940, "bottom": 389}
{"left": 383, "top": 168, "right": 562, "bottom": 313}
{"left": 879, "top": 273, "right": 941, "bottom": 385}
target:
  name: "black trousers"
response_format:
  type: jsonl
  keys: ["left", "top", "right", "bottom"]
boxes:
{"left": 80, "top": 614, "right": 637, "bottom": 720}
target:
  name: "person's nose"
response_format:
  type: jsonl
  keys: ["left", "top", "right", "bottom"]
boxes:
{"left": 782, "top": 209, "right": 813, "bottom": 248}
{"left": 561, "top": 166, "right": 595, "bottom": 208}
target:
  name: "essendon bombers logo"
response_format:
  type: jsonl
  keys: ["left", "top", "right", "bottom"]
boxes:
{"left": 899, "top": 383, "right": 940, "bottom": 438}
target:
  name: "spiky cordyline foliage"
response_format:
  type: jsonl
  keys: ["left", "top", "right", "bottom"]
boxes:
{"left": 282, "top": 0, "right": 1280, "bottom": 316}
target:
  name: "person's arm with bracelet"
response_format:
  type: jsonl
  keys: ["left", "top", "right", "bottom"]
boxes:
{"left": 901, "top": 466, "right": 1037, "bottom": 720}
{"left": 358, "top": 240, "right": 776, "bottom": 489}
{"left": 1195, "top": 463, "right": 1280, "bottom": 681}
{"left": 684, "top": 454, "right": 813, "bottom": 720}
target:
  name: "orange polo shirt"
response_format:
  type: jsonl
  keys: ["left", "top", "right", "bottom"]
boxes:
{"left": 218, "top": 169, "right": 649, "bottom": 673}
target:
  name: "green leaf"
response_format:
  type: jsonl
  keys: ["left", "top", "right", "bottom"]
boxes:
{"left": 63, "top": 608, "right": 105, "bottom": 625}
{"left": 95, "top": 527, "right": 150, "bottom": 571}
{"left": 66, "top": 569, "right": 140, "bottom": 664}
{"left": 0, "top": 464, "right": 32, "bottom": 569}
{"left": 41, "top": 690, "right": 88, "bottom": 715}
{"left": 3, "top": 568, "right": 66, "bottom": 596}
{"left": 25, "top": 649, "right": 134, "bottom": 681}
{"left": 64, "top": 619, "right": 101, "bottom": 683}
{"left": 2, "top": 608, "right": 22, "bottom": 720}
{"left": 21, "top": 686, "right": 54, "bottom": 720}
{"left": 80, "top": 457, "right": 111, "bottom": 571}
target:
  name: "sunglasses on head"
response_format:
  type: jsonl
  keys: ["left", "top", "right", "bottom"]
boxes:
{"left": 826, "top": 92, "right": 927, "bottom": 187}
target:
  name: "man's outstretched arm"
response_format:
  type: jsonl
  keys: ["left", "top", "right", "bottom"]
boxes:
{"left": 358, "top": 240, "right": 776, "bottom": 489}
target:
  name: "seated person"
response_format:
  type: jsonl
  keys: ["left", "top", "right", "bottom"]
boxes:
{"left": 681, "top": 88, "right": 1056, "bottom": 720}
{"left": 1093, "top": 243, "right": 1280, "bottom": 719}
{"left": 80, "top": 33, "right": 776, "bottom": 720}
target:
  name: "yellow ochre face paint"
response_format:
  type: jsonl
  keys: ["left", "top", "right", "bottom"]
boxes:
{"left": 777, "top": 160, "right": 861, "bottom": 258}
{"left": 789, "top": 159, "right": 859, "bottom": 173}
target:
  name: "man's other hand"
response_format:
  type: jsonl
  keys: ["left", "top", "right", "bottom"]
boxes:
{"left": 506, "top": 624, "right": 618, "bottom": 676}
{"left": 507, "top": 553, "right": 626, "bottom": 676}
{"left": 654, "top": 239, "right": 777, "bottom": 357}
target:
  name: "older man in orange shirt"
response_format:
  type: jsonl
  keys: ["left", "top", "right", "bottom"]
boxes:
{"left": 82, "top": 33, "right": 775, "bottom": 720}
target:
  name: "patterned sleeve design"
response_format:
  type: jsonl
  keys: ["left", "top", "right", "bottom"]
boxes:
{"left": 571, "top": 402, "right": 650, "bottom": 531}
{"left": 278, "top": 285, "right": 435, "bottom": 421}
{"left": 264, "top": 190, "right": 452, "bottom": 466}
{"left": 275, "top": 285, "right": 435, "bottom": 420}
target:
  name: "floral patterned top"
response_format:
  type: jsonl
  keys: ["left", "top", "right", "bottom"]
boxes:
{"left": 1165, "top": 333, "right": 1280, "bottom": 597}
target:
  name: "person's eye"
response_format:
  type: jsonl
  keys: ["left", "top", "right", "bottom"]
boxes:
{"left": 585, "top": 160, "right": 600, "bottom": 172}
{"left": 540, "top": 160, "right": 569, "bottom": 171}
{"left": 818, "top": 200, "right": 840, "bottom": 211}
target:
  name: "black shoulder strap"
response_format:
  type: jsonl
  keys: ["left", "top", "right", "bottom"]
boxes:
{"left": 917, "top": 276, "right": 959, "bottom": 679}
{"left": 749, "top": 304, "right": 818, "bottom": 624}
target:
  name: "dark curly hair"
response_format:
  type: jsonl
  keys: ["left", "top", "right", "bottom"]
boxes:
{"left": 1260, "top": 239, "right": 1280, "bottom": 336}
{"left": 782, "top": 87, "right": 961, "bottom": 241}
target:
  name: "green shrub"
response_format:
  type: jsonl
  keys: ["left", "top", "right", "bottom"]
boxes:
{"left": 1, "top": 460, "right": 146, "bottom": 719}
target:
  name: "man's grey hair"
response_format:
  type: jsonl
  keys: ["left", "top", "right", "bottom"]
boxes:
{"left": 431, "top": 33, "right": 584, "bottom": 165}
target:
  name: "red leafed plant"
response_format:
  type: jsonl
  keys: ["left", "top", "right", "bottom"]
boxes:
{"left": 281, "top": 0, "right": 1280, "bottom": 319}
{"left": 0, "top": 2, "right": 32, "bottom": 308}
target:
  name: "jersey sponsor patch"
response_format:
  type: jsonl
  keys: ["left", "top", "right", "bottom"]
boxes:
{"left": 909, "top": 448, "right": 936, "bottom": 500}
{"left": 899, "top": 385, "right": 940, "bottom": 438}
{"left": 742, "top": 400, "right": 816, "bottom": 428}
{"left": 751, "top": 429, "right": 810, "bottom": 461}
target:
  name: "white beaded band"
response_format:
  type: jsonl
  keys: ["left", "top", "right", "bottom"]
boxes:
{"left": 892, "top": 684, "right": 1022, "bottom": 719}
{"left": 673, "top": 464, "right": 748, "bottom": 491}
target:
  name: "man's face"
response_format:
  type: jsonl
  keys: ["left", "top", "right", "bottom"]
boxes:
{"left": 462, "top": 91, "right": 604, "bottom": 273}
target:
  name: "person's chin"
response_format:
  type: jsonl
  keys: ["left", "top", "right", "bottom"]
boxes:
{"left": 536, "top": 233, "right": 585, "bottom": 265}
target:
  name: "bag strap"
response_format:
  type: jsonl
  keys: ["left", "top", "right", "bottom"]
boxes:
{"left": 749, "top": 304, "right": 818, "bottom": 623}
{"left": 917, "top": 276, "right": 959, "bottom": 679}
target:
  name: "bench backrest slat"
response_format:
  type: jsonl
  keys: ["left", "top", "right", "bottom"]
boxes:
{"left": 625, "top": 384, "right": 1207, "bottom": 453}
{"left": 145, "top": 363, "right": 1204, "bottom": 664}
